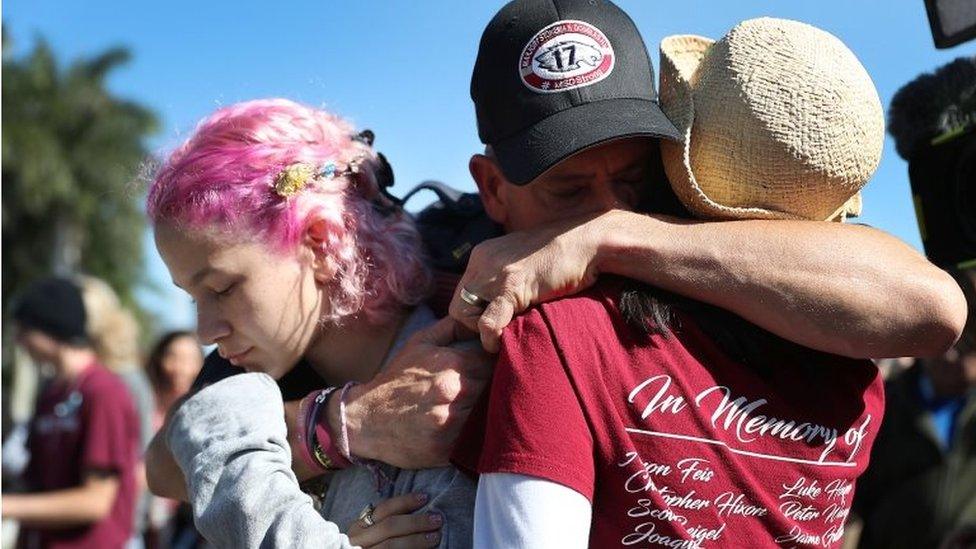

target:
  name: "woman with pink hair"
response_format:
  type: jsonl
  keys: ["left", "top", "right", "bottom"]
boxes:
{"left": 146, "top": 98, "right": 474, "bottom": 548}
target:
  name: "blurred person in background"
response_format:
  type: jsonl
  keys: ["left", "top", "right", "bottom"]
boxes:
{"left": 846, "top": 54, "right": 975, "bottom": 549}
{"left": 144, "top": 331, "right": 203, "bottom": 431}
{"left": 850, "top": 267, "right": 975, "bottom": 549}
{"left": 2, "top": 277, "right": 140, "bottom": 549}
{"left": 75, "top": 275, "right": 157, "bottom": 549}
{"left": 143, "top": 331, "right": 204, "bottom": 549}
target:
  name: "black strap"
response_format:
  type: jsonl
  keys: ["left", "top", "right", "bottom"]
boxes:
{"left": 401, "top": 180, "right": 466, "bottom": 208}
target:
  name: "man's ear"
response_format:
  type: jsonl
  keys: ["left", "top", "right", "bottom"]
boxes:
{"left": 303, "top": 217, "right": 337, "bottom": 284}
{"left": 470, "top": 154, "right": 509, "bottom": 226}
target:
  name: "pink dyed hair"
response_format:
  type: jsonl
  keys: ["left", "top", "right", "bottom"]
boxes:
{"left": 148, "top": 98, "right": 431, "bottom": 324}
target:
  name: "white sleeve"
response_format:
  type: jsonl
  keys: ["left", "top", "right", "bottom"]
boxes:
{"left": 474, "top": 472, "right": 591, "bottom": 549}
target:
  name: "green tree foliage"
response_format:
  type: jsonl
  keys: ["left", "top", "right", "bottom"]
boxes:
{"left": 2, "top": 32, "right": 158, "bottom": 312}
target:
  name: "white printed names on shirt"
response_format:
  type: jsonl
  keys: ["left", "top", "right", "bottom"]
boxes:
{"left": 618, "top": 451, "right": 739, "bottom": 547}
{"left": 773, "top": 477, "right": 853, "bottom": 546}
{"left": 616, "top": 373, "right": 868, "bottom": 547}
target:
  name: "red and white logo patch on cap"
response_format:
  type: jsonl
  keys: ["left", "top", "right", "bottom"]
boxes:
{"left": 519, "top": 20, "right": 615, "bottom": 93}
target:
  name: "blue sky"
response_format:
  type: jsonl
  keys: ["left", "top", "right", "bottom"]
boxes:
{"left": 5, "top": 1, "right": 974, "bottom": 332}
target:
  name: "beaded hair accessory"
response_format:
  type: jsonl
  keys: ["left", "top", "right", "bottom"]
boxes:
{"left": 273, "top": 156, "right": 367, "bottom": 199}
{"left": 272, "top": 130, "right": 396, "bottom": 202}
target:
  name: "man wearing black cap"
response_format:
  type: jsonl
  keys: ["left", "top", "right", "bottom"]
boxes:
{"left": 3, "top": 278, "right": 140, "bottom": 549}
{"left": 140, "top": 1, "right": 964, "bottom": 547}
{"left": 448, "top": 0, "right": 961, "bottom": 547}
{"left": 471, "top": 2, "right": 680, "bottom": 185}
{"left": 448, "top": 0, "right": 964, "bottom": 360}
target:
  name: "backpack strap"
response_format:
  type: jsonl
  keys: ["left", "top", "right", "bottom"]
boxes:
{"left": 401, "top": 180, "right": 466, "bottom": 209}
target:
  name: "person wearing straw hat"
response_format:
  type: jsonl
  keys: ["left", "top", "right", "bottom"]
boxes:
{"left": 137, "top": 2, "right": 965, "bottom": 548}
{"left": 452, "top": 9, "right": 935, "bottom": 548}
{"left": 657, "top": 18, "right": 880, "bottom": 223}
{"left": 447, "top": 14, "right": 964, "bottom": 363}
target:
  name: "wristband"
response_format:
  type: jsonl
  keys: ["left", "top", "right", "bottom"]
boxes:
{"left": 337, "top": 381, "right": 359, "bottom": 463}
{"left": 295, "top": 391, "right": 326, "bottom": 475}
{"left": 312, "top": 388, "right": 351, "bottom": 469}
{"left": 308, "top": 387, "right": 349, "bottom": 470}
{"left": 338, "top": 381, "right": 394, "bottom": 491}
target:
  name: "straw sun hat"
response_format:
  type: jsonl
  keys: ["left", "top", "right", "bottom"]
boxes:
{"left": 658, "top": 18, "right": 884, "bottom": 221}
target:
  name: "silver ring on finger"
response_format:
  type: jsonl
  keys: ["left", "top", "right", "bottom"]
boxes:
{"left": 459, "top": 286, "right": 490, "bottom": 309}
{"left": 357, "top": 503, "right": 376, "bottom": 528}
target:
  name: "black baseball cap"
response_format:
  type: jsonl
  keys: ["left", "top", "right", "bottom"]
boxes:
{"left": 12, "top": 277, "right": 89, "bottom": 345}
{"left": 472, "top": 0, "right": 681, "bottom": 185}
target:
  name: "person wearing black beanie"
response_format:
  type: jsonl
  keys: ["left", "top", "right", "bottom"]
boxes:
{"left": 4, "top": 276, "right": 141, "bottom": 549}
{"left": 12, "top": 277, "right": 90, "bottom": 347}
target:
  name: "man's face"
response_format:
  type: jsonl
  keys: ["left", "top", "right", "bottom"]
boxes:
{"left": 476, "top": 138, "right": 656, "bottom": 232}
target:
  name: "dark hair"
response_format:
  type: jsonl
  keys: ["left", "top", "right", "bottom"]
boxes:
{"left": 888, "top": 56, "right": 976, "bottom": 160}
{"left": 12, "top": 277, "right": 90, "bottom": 346}
{"left": 618, "top": 142, "right": 691, "bottom": 337}
{"left": 619, "top": 144, "right": 814, "bottom": 371}
{"left": 145, "top": 330, "right": 201, "bottom": 394}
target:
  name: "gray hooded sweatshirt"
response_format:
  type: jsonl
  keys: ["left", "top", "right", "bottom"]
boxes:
{"left": 167, "top": 307, "right": 475, "bottom": 548}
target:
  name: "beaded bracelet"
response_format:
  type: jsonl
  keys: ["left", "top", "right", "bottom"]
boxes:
{"left": 337, "top": 381, "right": 397, "bottom": 490}
{"left": 295, "top": 391, "right": 326, "bottom": 475}
{"left": 337, "top": 381, "right": 359, "bottom": 463}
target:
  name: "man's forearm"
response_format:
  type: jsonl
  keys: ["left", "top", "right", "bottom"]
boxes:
{"left": 596, "top": 210, "right": 966, "bottom": 358}
{"left": 322, "top": 382, "right": 381, "bottom": 463}
{"left": 2, "top": 484, "right": 115, "bottom": 527}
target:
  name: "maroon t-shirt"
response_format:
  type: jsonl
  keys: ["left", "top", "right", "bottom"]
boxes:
{"left": 454, "top": 282, "right": 884, "bottom": 548}
{"left": 20, "top": 363, "right": 140, "bottom": 549}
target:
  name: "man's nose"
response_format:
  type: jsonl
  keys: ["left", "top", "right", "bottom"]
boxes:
{"left": 196, "top": 306, "right": 231, "bottom": 345}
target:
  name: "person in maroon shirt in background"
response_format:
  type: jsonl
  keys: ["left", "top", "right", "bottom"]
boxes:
{"left": 3, "top": 277, "right": 140, "bottom": 549}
